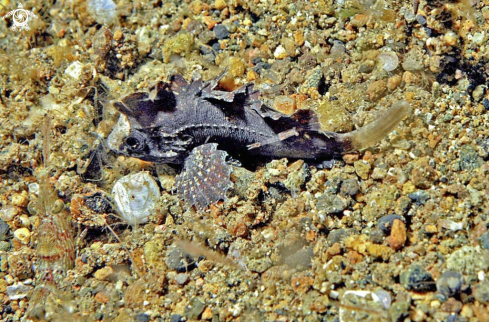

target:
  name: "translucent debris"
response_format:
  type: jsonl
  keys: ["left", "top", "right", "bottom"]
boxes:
{"left": 175, "top": 143, "right": 233, "bottom": 210}
{"left": 87, "top": 0, "right": 118, "bottom": 26}
{"left": 377, "top": 51, "right": 399, "bottom": 72}
{"left": 6, "top": 283, "right": 33, "bottom": 300}
{"left": 112, "top": 171, "right": 161, "bottom": 226}
{"left": 339, "top": 290, "right": 387, "bottom": 322}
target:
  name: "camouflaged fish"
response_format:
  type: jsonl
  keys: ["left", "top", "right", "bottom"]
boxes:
{"left": 108, "top": 74, "right": 411, "bottom": 209}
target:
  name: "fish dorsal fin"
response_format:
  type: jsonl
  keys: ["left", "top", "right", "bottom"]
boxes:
{"left": 113, "top": 82, "right": 176, "bottom": 128}
{"left": 169, "top": 74, "right": 189, "bottom": 92}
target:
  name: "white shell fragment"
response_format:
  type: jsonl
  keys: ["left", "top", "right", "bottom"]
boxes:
{"left": 377, "top": 51, "right": 399, "bottom": 72}
{"left": 339, "top": 290, "right": 387, "bottom": 322}
{"left": 112, "top": 171, "right": 161, "bottom": 226}
{"left": 107, "top": 114, "right": 131, "bottom": 150}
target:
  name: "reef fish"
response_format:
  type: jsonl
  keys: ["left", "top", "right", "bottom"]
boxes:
{"left": 108, "top": 74, "right": 411, "bottom": 208}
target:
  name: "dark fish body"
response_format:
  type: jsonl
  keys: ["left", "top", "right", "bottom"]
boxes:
{"left": 111, "top": 74, "right": 411, "bottom": 165}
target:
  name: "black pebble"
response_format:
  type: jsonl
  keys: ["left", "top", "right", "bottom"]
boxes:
{"left": 401, "top": 263, "right": 436, "bottom": 292}
{"left": 214, "top": 24, "right": 229, "bottom": 39}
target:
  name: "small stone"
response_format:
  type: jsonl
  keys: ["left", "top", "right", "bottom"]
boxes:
{"left": 170, "top": 315, "right": 183, "bottom": 322}
{"left": 387, "top": 75, "right": 402, "bottom": 91}
{"left": 408, "top": 190, "right": 430, "bottom": 205}
{"left": 340, "top": 178, "right": 360, "bottom": 196}
{"left": 0, "top": 219, "right": 9, "bottom": 241}
{"left": 113, "top": 29, "right": 123, "bottom": 41}
{"left": 94, "top": 266, "right": 114, "bottom": 281}
{"left": 274, "top": 45, "right": 287, "bottom": 59}
{"left": 185, "top": 297, "right": 205, "bottom": 319}
{"left": 175, "top": 273, "right": 189, "bottom": 285}
{"left": 459, "top": 145, "right": 482, "bottom": 171}
{"left": 436, "top": 271, "right": 464, "bottom": 298}
{"left": 446, "top": 245, "right": 489, "bottom": 275}
{"left": 273, "top": 95, "right": 296, "bottom": 115}
{"left": 378, "top": 215, "right": 404, "bottom": 235}
{"left": 0, "top": 241, "right": 10, "bottom": 251}
{"left": 411, "top": 158, "right": 438, "bottom": 189}
{"left": 441, "top": 297, "right": 463, "bottom": 313}
{"left": 247, "top": 257, "right": 273, "bottom": 273}
{"left": 400, "top": 263, "right": 436, "bottom": 292}
{"left": 214, "top": 0, "right": 227, "bottom": 10}
{"left": 134, "top": 313, "right": 150, "bottom": 322}
{"left": 197, "top": 260, "right": 214, "bottom": 273}
{"left": 201, "top": 306, "right": 213, "bottom": 320}
{"left": 95, "top": 292, "right": 109, "bottom": 304}
{"left": 369, "top": 228, "right": 384, "bottom": 244}
{"left": 389, "top": 300, "right": 410, "bottom": 322}
{"left": 213, "top": 24, "right": 229, "bottom": 39}
{"left": 366, "top": 243, "right": 393, "bottom": 261}
{"left": 388, "top": 219, "right": 407, "bottom": 250}
{"left": 13, "top": 228, "right": 31, "bottom": 244}
{"left": 366, "top": 80, "right": 387, "bottom": 101}
{"left": 354, "top": 160, "right": 371, "bottom": 180}
{"left": 481, "top": 231, "right": 489, "bottom": 250}
{"left": 425, "top": 224, "right": 438, "bottom": 234}
{"left": 290, "top": 274, "right": 313, "bottom": 294}
{"left": 202, "top": 16, "right": 217, "bottom": 30}
{"left": 165, "top": 246, "right": 196, "bottom": 272}
{"left": 472, "top": 85, "right": 486, "bottom": 102}
{"left": 316, "top": 194, "right": 346, "bottom": 214}
{"left": 342, "top": 154, "right": 359, "bottom": 164}
{"left": 474, "top": 281, "right": 489, "bottom": 304}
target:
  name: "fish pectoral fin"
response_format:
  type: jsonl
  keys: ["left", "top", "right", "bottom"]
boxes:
{"left": 175, "top": 143, "right": 233, "bottom": 210}
{"left": 247, "top": 128, "right": 300, "bottom": 150}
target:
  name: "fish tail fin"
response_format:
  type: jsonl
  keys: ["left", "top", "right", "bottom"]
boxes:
{"left": 337, "top": 100, "right": 412, "bottom": 152}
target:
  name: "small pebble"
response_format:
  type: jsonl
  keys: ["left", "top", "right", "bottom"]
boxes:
{"left": 185, "top": 297, "right": 206, "bottom": 320}
{"left": 214, "top": 0, "right": 227, "bottom": 10}
{"left": 134, "top": 313, "right": 150, "bottom": 322}
{"left": 94, "top": 266, "right": 114, "bottom": 281}
{"left": 388, "top": 219, "right": 407, "bottom": 251}
{"left": 175, "top": 273, "right": 189, "bottom": 285}
{"left": 354, "top": 160, "right": 371, "bottom": 180}
{"left": 316, "top": 194, "right": 346, "bottom": 214}
{"left": 474, "top": 281, "right": 489, "bottom": 304}
{"left": 170, "top": 315, "right": 184, "bottom": 322}
{"left": 400, "top": 263, "right": 436, "bottom": 292}
{"left": 213, "top": 24, "right": 229, "bottom": 39}
{"left": 165, "top": 247, "right": 196, "bottom": 272}
{"left": 408, "top": 190, "right": 430, "bottom": 205}
{"left": 378, "top": 214, "right": 404, "bottom": 235}
{"left": 366, "top": 80, "right": 387, "bottom": 101}
{"left": 436, "top": 271, "right": 464, "bottom": 298}
{"left": 13, "top": 228, "right": 31, "bottom": 244}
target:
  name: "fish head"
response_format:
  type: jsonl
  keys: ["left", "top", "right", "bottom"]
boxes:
{"left": 108, "top": 114, "right": 193, "bottom": 164}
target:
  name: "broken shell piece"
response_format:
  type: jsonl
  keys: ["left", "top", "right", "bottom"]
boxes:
{"left": 107, "top": 114, "right": 131, "bottom": 151}
{"left": 175, "top": 143, "right": 233, "bottom": 210}
{"left": 339, "top": 290, "right": 386, "bottom": 322}
{"left": 377, "top": 51, "right": 399, "bottom": 72}
{"left": 112, "top": 171, "right": 161, "bottom": 226}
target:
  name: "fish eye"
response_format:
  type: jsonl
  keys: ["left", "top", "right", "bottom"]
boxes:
{"left": 124, "top": 134, "right": 146, "bottom": 152}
